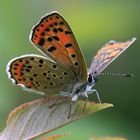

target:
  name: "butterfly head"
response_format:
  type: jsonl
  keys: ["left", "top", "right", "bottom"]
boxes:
{"left": 82, "top": 73, "right": 97, "bottom": 95}
{"left": 87, "top": 73, "right": 97, "bottom": 86}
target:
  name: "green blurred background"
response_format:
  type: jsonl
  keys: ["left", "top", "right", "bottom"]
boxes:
{"left": 0, "top": 0, "right": 140, "bottom": 139}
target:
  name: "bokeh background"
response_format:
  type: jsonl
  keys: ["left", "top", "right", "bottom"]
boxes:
{"left": 0, "top": 0, "right": 140, "bottom": 139}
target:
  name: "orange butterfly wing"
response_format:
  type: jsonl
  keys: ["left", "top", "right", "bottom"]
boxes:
{"left": 30, "top": 12, "right": 87, "bottom": 82}
{"left": 89, "top": 38, "right": 136, "bottom": 77}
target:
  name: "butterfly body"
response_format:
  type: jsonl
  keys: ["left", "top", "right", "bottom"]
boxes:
{"left": 7, "top": 12, "right": 136, "bottom": 101}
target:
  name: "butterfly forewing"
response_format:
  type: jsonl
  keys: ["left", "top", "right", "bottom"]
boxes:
{"left": 30, "top": 12, "right": 87, "bottom": 82}
{"left": 7, "top": 55, "right": 76, "bottom": 94}
{"left": 89, "top": 38, "right": 136, "bottom": 77}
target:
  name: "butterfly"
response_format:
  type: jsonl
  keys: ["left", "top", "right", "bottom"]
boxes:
{"left": 7, "top": 11, "right": 136, "bottom": 102}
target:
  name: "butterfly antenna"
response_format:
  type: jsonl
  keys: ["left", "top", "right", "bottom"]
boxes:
{"left": 99, "top": 72, "right": 134, "bottom": 78}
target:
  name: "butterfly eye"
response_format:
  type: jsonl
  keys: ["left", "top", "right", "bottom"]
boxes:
{"left": 88, "top": 74, "right": 97, "bottom": 85}
{"left": 88, "top": 74, "right": 93, "bottom": 84}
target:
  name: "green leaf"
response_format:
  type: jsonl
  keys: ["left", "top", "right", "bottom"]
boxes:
{"left": 0, "top": 96, "right": 113, "bottom": 140}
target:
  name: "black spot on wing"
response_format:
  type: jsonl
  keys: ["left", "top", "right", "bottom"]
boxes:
{"left": 71, "top": 54, "right": 76, "bottom": 58}
{"left": 65, "top": 43, "right": 72, "bottom": 48}
{"left": 53, "top": 28, "right": 58, "bottom": 33}
{"left": 38, "top": 38, "right": 45, "bottom": 46}
{"left": 48, "top": 46, "right": 56, "bottom": 52}
{"left": 65, "top": 31, "right": 72, "bottom": 34}
{"left": 52, "top": 36, "right": 60, "bottom": 41}
{"left": 58, "top": 28, "right": 63, "bottom": 32}
{"left": 47, "top": 37, "right": 52, "bottom": 42}
{"left": 74, "top": 62, "right": 79, "bottom": 66}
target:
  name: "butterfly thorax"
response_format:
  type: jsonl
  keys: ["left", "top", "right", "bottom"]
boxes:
{"left": 60, "top": 81, "right": 85, "bottom": 99}
{"left": 61, "top": 75, "right": 96, "bottom": 101}
{"left": 69, "top": 74, "right": 97, "bottom": 101}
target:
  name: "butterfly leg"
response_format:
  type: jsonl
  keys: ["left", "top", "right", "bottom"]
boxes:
{"left": 48, "top": 96, "right": 62, "bottom": 108}
{"left": 49, "top": 99, "right": 58, "bottom": 108}
{"left": 82, "top": 96, "right": 88, "bottom": 112}
{"left": 67, "top": 103, "right": 72, "bottom": 119}
{"left": 90, "top": 89, "right": 101, "bottom": 103}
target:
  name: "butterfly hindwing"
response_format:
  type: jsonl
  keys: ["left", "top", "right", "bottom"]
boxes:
{"left": 89, "top": 38, "right": 136, "bottom": 77}
{"left": 30, "top": 12, "right": 87, "bottom": 82}
{"left": 7, "top": 55, "right": 75, "bottom": 94}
